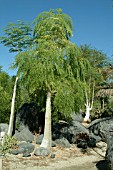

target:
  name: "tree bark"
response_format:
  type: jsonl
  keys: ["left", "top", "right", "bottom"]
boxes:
{"left": 40, "top": 91, "right": 52, "bottom": 148}
{"left": 7, "top": 76, "right": 18, "bottom": 136}
{"left": 84, "top": 82, "right": 95, "bottom": 122}
{"left": 84, "top": 104, "right": 91, "bottom": 122}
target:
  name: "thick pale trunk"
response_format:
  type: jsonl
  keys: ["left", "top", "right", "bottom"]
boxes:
{"left": 40, "top": 91, "right": 51, "bottom": 148}
{"left": 7, "top": 76, "right": 18, "bottom": 137}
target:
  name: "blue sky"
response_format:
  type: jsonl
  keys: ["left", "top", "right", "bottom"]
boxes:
{"left": 0, "top": 0, "right": 113, "bottom": 76}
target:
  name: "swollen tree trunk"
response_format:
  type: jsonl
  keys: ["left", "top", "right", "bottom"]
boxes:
{"left": 7, "top": 76, "right": 18, "bottom": 137}
{"left": 40, "top": 91, "right": 52, "bottom": 148}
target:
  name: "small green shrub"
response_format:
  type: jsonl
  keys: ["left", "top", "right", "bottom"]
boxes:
{"left": 0, "top": 135, "right": 17, "bottom": 155}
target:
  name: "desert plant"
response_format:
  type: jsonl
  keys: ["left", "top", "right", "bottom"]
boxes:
{"left": 0, "top": 135, "right": 17, "bottom": 155}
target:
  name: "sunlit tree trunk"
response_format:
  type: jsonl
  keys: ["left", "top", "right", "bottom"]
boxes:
{"left": 84, "top": 82, "right": 95, "bottom": 122}
{"left": 7, "top": 76, "right": 18, "bottom": 136}
{"left": 40, "top": 91, "right": 52, "bottom": 148}
{"left": 84, "top": 103, "right": 92, "bottom": 122}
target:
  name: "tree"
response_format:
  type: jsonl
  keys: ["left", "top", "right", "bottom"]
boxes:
{"left": 80, "top": 45, "right": 109, "bottom": 121}
{"left": 13, "top": 9, "right": 92, "bottom": 148}
{"left": 83, "top": 80, "right": 95, "bottom": 122}
{"left": 80, "top": 44, "right": 108, "bottom": 68}
{"left": 95, "top": 62, "right": 113, "bottom": 114}
{"left": 0, "top": 67, "right": 12, "bottom": 123}
{"left": 0, "top": 21, "right": 32, "bottom": 136}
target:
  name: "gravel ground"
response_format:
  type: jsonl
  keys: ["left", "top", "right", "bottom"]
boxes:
{"left": 0, "top": 154, "right": 108, "bottom": 170}
{"left": 0, "top": 143, "right": 108, "bottom": 170}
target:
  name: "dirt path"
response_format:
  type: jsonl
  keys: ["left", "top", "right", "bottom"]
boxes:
{"left": 1, "top": 154, "right": 108, "bottom": 170}
{"left": 0, "top": 144, "right": 108, "bottom": 170}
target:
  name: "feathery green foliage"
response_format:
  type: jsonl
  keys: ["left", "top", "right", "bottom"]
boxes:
{"left": 0, "top": 21, "right": 32, "bottom": 52}
{"left": 13, "top": 9, "right": 85, "bottom": 119}
{"left": 0, "top": 68, "right": 13, "bottom": 123}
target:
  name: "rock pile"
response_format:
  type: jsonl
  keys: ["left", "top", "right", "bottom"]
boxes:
{"left": 1, "top": 113, "right": 113, "bottom": 170}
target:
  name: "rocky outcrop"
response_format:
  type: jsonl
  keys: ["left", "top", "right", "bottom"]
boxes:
{"left": 10, "top": 141, "right": 35, "bottom": 157}
{"left": 16, "top": 102, "right": 45, "bottom": 133}
{"left": 4, "top": 116, "right": 113, "bottom": 159}
{"left": 52, "top": 120, "right": 98, "bottom": 149}
{"left": 88, "top": 117, "right": 113, "bottom": 142}
{"left": 105, "top": 135, "right": 113, "bottom": 170}
{"left": 55, "top": 137, "right": 71, "bottom": 148}
{"left": 14, "top": 126, "right": 34, "bottom": 142}
{"left": 52, "top": 120, "right": 89, "bottom": 144}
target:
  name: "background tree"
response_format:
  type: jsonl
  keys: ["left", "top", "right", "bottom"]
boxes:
{"left": 0, "top": 21, "right": 32, "bottom": 136}
{"left": 0, "top": 67, "right": 12, "bottom": 123}
{"left": 95, "top": 61, "right": 113, "bottom": 118}
{"left": 80, "top": 44, "right": 109, "bottom": 120}
{"left": 0, "top": 20, "right": 32, "bottom": 52}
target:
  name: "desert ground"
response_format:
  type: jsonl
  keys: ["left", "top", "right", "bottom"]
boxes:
{"left": 0, "top": 142, "right": 108, "bottom": 170}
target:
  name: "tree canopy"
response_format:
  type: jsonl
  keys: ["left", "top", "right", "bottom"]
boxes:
{"left": 12, "top": 9, "right": 93, "bottom": 119}
{"left": 0, "top": 21, "right": 32, "bottom": 52}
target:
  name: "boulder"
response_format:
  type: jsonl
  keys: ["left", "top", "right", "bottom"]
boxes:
{"left": 17, "top": 124, "right": 26, "bottom": 132}
{"left": 10, "top": 142, "right": 34, "bottom": 156}
{"left": 88, "top": 117, "right": 113, "bottom": 142}
{"left": 105, "top": 135, "right": 113, "bottom": 170}
{"left": 67, "top": 121, "right": 89, "bottom": 144}
{"left": 9, "top": 149, "right": 19, "bottom": 155}
{"left": 23, "top": 152, "right": 31, "bottom": 157}
{"left": 55, "top": 137, "right": 70, "bottom": 148}
{"left": 16, "top": 102, "right": 45, "bottom": 133}
{"left": 36, "top": 134, "right": 43, "bottom": 144}
{"left": 95, "top": 141, "right": 107, "bottom": 157}
{"left": 34, "top": 147, "right": 51, "bottom": 156}
{"left": 87, "top": 136, "right": 96, "bottom": 148}
{"left": 50, "top": 153, "right": 55, "bottom": 158}
{"left": 76, "top": 133, "right": 89, "bottom": 149}
{"left": 18, "top": 142, "right": 35, "bottom": 154}
{"left": 71, "top": 112, "right": 83, "bottom": 122}
{"left": 52, "top": 121, "right": 68, "bottom": 141}
{"left": 52, "top": 141, "right": 56, "bottom": 147}
{"left": 52, "top": 120, "right": 89, "bottom": 144}
{"left": 17, "top": 147, "right": 25, "bottom": 154}
{"left": 14, "top": 126, "right": 34, "bottom": 142}
{"left": 89, "top": 133, "right": 102, "bottom": 143}
{"left": 0, "top": 123, "right": 8, "bottom": 133}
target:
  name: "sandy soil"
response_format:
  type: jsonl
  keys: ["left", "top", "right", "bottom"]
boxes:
{"left": 0, "top": 144, "right": 109, "bottom": 170}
